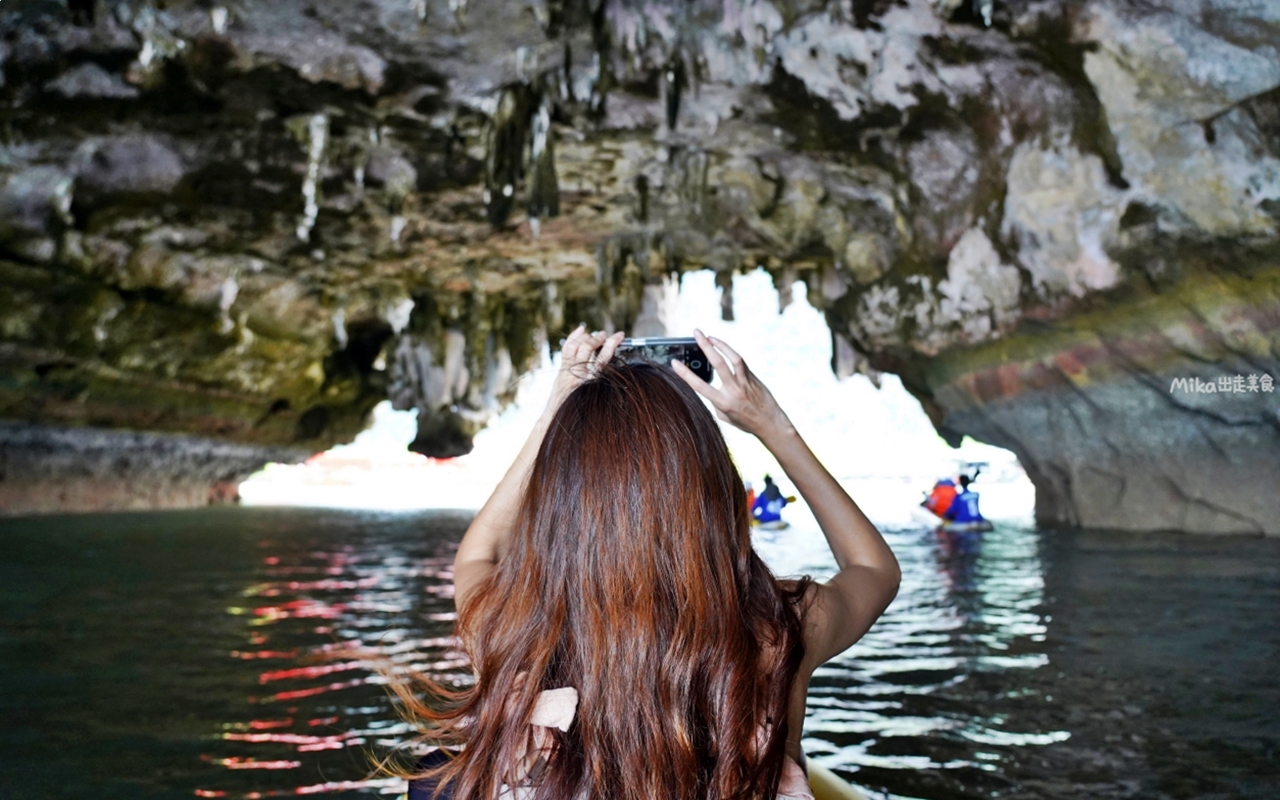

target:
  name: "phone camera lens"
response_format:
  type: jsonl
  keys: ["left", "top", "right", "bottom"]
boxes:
{"left": 691, "top": 360, "right": 703, "bottom": 369}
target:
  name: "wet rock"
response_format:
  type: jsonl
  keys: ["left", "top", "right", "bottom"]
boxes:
{"left": 0, "top": 167, "right": 74, "bottom": 264}
{"left": 1001, "top": 142, "right": 1124, "bottom": 297}
{"left": 228, "top": 29, "right": 387, "bottom": 94}
{"left": 927, "top": 271, "right": 1280, "bottom": 534}
{"left": 843, "top": 234, "right": 892, "bottom": 285}
{"left": 0, "top": 421, "right": 306, "bottom": 516}
{"left": 389, "top": 330, "right": 470, "bottom": 418}
{"left": 364, "top": 146, "right": 417, "bottom": 199}
{"left": 0, "top": 167, "right": 74, "bottom": 240}
{"left": 44, "top": 63, "right": 139, "bottom": 99}
{"left": 1080, "top": 1, "right": 1280, "bottom": 237}
{"left": 75, "top": 135, "right": 187, "bottom": 201}
{"left": 0, "top": 0, "right": 1276, "bottom": 527}
{"left": 934, "top": 228, "right": 1021, "bottom": 344}
{"left": 907, "top": 128, "right": 982, "bottom": 255}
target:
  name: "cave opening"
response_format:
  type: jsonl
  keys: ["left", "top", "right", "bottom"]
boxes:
{"left": 240, "top": 270, "right": 1034, "bottom": 524}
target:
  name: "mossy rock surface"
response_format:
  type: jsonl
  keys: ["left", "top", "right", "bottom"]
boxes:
{"left": 1, "top": 0, "right": 1277, "bottom": 524}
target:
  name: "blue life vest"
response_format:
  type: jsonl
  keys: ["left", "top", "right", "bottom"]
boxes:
{"left": 752, "top": 493, "right": 786, "bottom": 523}
{"left": 944, "top": 490, "right": 983, "bottom": 523}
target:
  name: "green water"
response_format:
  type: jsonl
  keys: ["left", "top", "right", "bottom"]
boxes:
{"left": 1, "top": 508, "right": 1276, "bottom": 799}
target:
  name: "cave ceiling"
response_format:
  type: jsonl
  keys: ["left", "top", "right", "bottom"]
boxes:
{"left": 1, "top": 0, "right": 1278, "bottom": 530}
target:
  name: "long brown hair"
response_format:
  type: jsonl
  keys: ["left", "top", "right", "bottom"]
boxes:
{"left": 390, "top": 360, "right": 809, "bottom": 799}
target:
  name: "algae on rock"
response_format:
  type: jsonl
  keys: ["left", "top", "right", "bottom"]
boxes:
{"left": 0, "top": 0, "right": 1277, "bottom": 528}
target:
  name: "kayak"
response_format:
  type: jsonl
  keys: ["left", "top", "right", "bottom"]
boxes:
{"left": 937, "top": 519, "right": 994, "bottom": 533}
{"left": 753, "top": 520, "right": 791, "bottom": 531}
{"left": 809, "top": 761, "right": 869, "bottom": 800}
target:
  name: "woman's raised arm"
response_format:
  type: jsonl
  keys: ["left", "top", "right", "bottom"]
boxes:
{"left": 452, "top": 327, "right": 624, "bottom": 609}
{"left": 672, "top": 330, "right": 901, "bottom": 666}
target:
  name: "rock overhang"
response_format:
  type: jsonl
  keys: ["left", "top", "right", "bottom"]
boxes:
{"left": 0, "top": 0, "right": 1276, "bottom": 527}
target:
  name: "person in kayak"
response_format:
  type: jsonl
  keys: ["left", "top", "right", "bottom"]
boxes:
{"left": 753, "top": 474, "right": 788, "bottom": 524}
{"left": 922, "top": 477, "right": 958, "bottom": 518}
{"left": 942, "top": 475, "right": 985, "bottom": 526}
{"left": 391, "top": 326, "right": 900, "bottom": 800}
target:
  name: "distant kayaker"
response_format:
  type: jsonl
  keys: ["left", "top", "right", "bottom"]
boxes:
{"left": 753, "top": 474, "right": 788, "bottom": 524}
{"left": 943, "top": 475, "right": 985, "bottom": 526}
{"left": 922, "top": 477, "right": 958, "bottom": 517}
{"left": 392, "top": 326, "right": 899, "bottom": 800}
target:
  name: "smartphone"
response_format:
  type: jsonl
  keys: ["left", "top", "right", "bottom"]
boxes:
{"left": 616, "top": 337, "right": 714, "bottom": 382}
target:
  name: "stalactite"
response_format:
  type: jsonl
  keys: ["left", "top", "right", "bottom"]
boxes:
{"left": 632, "top": 273, "right": 679, "bottom": 336}
{"left": 449, "top": 0, "right": 470, "bottom": 25}
{"left": 123, "top": 4, "right": 185, "bottom": 87}
{"left": 543, "top": 282, "right": 565, "bottom": 333}
{"left": 590, "top": 235, "right": 667, "bottom": 333}
{"left": 483, "top": 88, "right": 533, "bottom": 228}
{"left": 820, "top": 262, "right": 850, "bottom": 305}
{"left": 831, "top": 330, "right": 882, "bottom": 386}
{"left": 716, "top": 269, "right": 734, "bottom": 322}
{"left": 832, "top": 330, "right": 855, "bottom": 379}
{"left": 634, "top": 174, "right": 650, "bottom": 223}
{"left": 332, "top": 308, "right": 348, "bottom": 348}
{"left": 975, "top": 0, "right": 993, "bottom": 26}
{"left": 636, "top": 241, "right": 656, "bottom": 284}
{"left": 527, "top": 95, "right": 559, "bottom": 227}
{"left": 295, "top": 113, "right": 328, "bottom": 242}
{"left": 772, "top": 265, "right": 797, "bottom": 313}
{"left": 385, "top": 299, "right": 415, "bottom": 334}
{"left": 664, "top": 54, "right": 687, "bottom": 131}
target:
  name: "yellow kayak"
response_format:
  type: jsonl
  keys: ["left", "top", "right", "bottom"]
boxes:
{"left": 809, "top": 762, "right": 869, "bottom": 800}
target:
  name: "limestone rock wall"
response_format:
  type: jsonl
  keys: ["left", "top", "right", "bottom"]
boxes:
{"left": 0, "top": 0, "right": 1276, "bottom": 527}
{"left": 0, "top": 421, "right": 303, "bottom": 514}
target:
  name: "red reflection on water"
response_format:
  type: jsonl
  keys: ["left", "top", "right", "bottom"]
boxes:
{"left": 258, "top": 678, "right": 365, "bottom": 702}
{"left": 208, "top": 534, "right": 464, "bottom": 798}
{"left": 249, "top": 719, "right": 294, "bottom": 730}
{"left": 309, "top": 639, "right": 364, "bottom": 654}
{"left": 259, "top": 662, "right": 364, "bottom": 684}
{"left": 196, "top": 778, "right": 403, "bottom": 797}
{"left": 250, "top": 578, "right": 382, "bottom": 598}
{"left": 231, "top": 650, "right": 298, "bottom": 660}
{"left": 260, "top": 566, "right": 346, "bottom": 577}
{"left": 221, "top": 732, "right": 357, "bottom": 748}
{"left": 296, "top": 737, "right": 365, "bottom": 753}
{"left": 291, "top": 778, "right": 403, "bottom": 795}
{"left": 252, "top": 600, "right": 345, "bottom": 621}
{"left": 206, "top": 756, "right": 302, "bottom": 770}
{"left": 222, "top": 719, "right": 296, "bottom": 732}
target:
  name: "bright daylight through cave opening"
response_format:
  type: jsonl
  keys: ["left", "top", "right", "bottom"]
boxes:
{"left": 240, "top": 270, "right": 1034, "bottom": 524}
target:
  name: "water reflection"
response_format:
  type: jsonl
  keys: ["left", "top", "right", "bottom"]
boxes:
{"left": 194, "top": 517, "right": 470, "bottom": 797}
{"left": 183, "top": 513, "right": 1072, "bottom": 798}
{"left": 1, "top": 509, "right": 1276, "bottom": 800}
{"left": 754, "top": 522, "right": 1066, "bottom": 798}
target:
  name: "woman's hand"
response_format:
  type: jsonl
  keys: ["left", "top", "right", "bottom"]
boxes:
{"left": 547, "top": 326, "right": 625, "bottom": 413}
{"left": 671, "top": 329, "right": 793, "bottom": 443}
